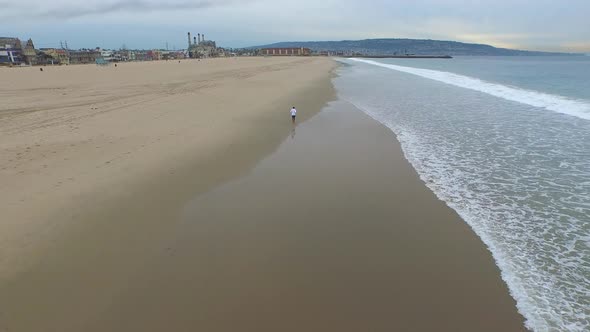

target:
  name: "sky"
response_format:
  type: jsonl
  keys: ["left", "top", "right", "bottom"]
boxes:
{"left": 1, "top": 0, "right": 589, "bottom": 52}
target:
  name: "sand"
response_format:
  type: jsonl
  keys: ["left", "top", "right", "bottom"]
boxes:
{"left": 0, "top": 59, "right": 524, "bottom": 331}
{"left": 78, "top": 102, "right": 524, "bottom": 332}
{"left": 0, "top": 57, "right": 335, "bottom": 281}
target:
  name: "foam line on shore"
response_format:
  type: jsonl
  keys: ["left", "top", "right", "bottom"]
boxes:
{"left": 350, "top": 58, "right": 590, "bottom": 121}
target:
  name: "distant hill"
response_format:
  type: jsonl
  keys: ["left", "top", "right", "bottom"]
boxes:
{"left": 251, "top": 38, "right": 577, "bottom": 56}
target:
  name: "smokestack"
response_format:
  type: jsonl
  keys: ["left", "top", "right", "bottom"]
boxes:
{"left": 188, "top": 32, "right": 191, "bottom": 47}
{"left": 197, "top": 34, "right": 201, "bottom": 45}
{"left": 194, "top": 36, "right": 197, "bottom": 45}
{"left": 202, "top": 34, "right": 205, "bottom": 43}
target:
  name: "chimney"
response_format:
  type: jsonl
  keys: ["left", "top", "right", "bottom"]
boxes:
{"left": 188, "top": 32, "right": 191, "bottom": 47}
{"left": 194, "top": 36, "right": 197, "bottom": 45}
{"left": 202, "top": 34, "right": 205, "bottom": 43}
{"left": 197, "top": 34, "right": 201, "bottom": 45}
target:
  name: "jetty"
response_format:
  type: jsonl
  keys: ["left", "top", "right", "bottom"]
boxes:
{"left": 343, "top": 55, "right": 452, "bottom": 59}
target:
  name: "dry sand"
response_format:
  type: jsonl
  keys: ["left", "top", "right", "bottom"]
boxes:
{"left": 0, "top": 57, "right": 335, "bottom": 283}
{"left": 0, "top": 59, "right": 524, "bottom": 331}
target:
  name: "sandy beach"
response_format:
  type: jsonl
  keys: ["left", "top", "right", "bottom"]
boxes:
{"left": 0, "top": 58, "right": 524, "bottom": 331}
{"left": 0, "top": 57, "right": 334, "bottom": 281}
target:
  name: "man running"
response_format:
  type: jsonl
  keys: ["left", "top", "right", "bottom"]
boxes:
{"left": 290, "top": 106, "right": 297, "bottom": 123}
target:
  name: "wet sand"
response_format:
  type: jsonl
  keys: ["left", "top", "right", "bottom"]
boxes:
{"left": 86, "top": 102, "right": 524, "bottom": 331}
{"left": 0, "top": 60, "right": 525, "bottom": 331}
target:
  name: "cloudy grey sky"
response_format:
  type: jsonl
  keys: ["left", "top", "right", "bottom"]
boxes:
{"left": 1, "top": 0, "right": 589, "bottom": 52}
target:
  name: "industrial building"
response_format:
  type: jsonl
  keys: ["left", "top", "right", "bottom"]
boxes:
{"left": 187, "top": 32, "right": 218, "bottom": 58}
{"left": 260, "top": 47, "right": 311, "bottom": 56}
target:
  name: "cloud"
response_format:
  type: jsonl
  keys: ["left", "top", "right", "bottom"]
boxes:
{"left": 1, "top": 0, "right": 588, "bottom": 51}
{"left": 559, "top": 42, "right": 590, "bottom": 53}
{"left": 453, "top": 33, "right": 538, "bottom": 49}
{"left": 1, "top": 0, "right": 246, "bottom": 20}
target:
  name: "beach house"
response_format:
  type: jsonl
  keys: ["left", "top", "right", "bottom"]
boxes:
{"left": 0, "top": 37, "right": 24, "bottom": 65}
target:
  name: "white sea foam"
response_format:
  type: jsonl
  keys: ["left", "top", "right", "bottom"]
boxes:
{"left": 344, "top": 100, "right": 590, "bottom": 332}
{"left": 334, "top": 62, "right": 590, "bottom": 331}
{"left": 349, "top": 58, "right": 590, "bottom": 121}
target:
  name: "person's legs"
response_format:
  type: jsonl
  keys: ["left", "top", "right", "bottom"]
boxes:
{"left": 292, "top": 115, "right": 296, "bottom": 123}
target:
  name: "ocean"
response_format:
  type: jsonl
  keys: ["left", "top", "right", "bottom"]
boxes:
{"left": 334, "top": 56, "right": 590, "bottom": 332}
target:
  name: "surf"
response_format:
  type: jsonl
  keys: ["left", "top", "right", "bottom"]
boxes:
{"left": 334, "top": 60, "right": 590, "bottom": 331}
{"left": 350, "top": 58, "right": 590, "bottom": 121}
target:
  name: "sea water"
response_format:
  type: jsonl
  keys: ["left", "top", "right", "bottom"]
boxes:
{"left": 335, "top": 56, "right": 590, "bottom": 331}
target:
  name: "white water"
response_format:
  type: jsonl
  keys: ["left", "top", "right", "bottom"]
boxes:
{"left": 349, "top": 58, "right": 590, "bottom": 121}
{"left": 335, "top": 59, "right": 590, "bottom": 331}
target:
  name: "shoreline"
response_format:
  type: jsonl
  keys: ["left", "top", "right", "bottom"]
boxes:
{"left": 80, "top": 100, "right": 525, "bottom": 331}
{"left": 0, "top": 58, "right": 525, "bottom": 331}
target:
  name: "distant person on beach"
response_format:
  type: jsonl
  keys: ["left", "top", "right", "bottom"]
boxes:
{"left": 290, "top": 107, "right": 297, "bottom": 123}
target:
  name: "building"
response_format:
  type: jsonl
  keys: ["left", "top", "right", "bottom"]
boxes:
{"left": 260, "top": 47, "right": 311, "bottom": 56}
{"left": 0, "top": 37, "right": 40, "bottom": 65}
{"left": 130, "top": 50, "right": 151, "bottom": 61}
{"left": 148, "top": 49, "right": 163, "bottom": 60}
{"left": 22, "top": 39, "right": 38, "bottom": 65}
{"left": 161, "top": 50, "right": 185, "bottom": 60}
{"left": 100, "top": 49, "right": 115, "bottom": 62}
{"left": 69, "top": 50, "right": 101, "bottom": 64}
{"left": 40, "top": 48, "right": 70, "bottom": 65}
{"left": 35, "top": 51, "right": 56, "bottom": 65}
{"left": 187, "top": 32, "right": 219, "bottom": 58}
{"left": 0, "top": 37, "right": 24, "bottom": 65}
{"left": 217, "top": 48, "right": 227, "bottom": 57}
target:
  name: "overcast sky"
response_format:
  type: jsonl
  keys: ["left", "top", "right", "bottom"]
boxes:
{"left": 1, "top": 0, "right": 589, "bottom": 52}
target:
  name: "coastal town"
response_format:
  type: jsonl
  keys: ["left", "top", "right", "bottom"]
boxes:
{"left": 0, "top": 33, "right": 316, "bottom": 67}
